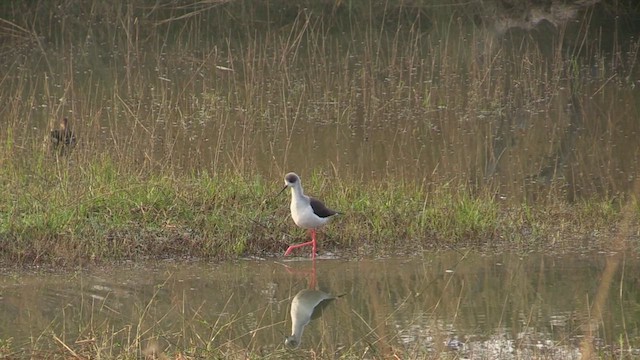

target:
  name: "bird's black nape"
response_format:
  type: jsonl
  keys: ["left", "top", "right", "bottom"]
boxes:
{"left": 285, "top": 173, "right": 299, "bottom": 184}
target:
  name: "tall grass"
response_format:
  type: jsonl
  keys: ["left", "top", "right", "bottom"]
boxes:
{"left": 1, "top": 1, "right": 637, "bottom": 183}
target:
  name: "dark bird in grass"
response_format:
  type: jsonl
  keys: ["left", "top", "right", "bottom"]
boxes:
{"left": 50, "top": 118, "right": 76, "bottom": 154}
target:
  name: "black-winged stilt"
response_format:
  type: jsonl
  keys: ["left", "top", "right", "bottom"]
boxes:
{"left": 279, "top": 172, "right": 339, "bottom": 259}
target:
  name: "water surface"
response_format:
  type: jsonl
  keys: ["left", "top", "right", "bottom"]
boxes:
{"left": 1, "top": 252, "right": 638, "bottom": 358}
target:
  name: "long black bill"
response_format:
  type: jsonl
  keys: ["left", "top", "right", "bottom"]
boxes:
{"left": 261, "top": 185, "right": 289, "bottom": 207}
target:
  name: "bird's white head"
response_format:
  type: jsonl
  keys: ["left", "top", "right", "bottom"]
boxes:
{"left": 278, "top": 172, "right": 302, "bottom": 196}
{"left": 284, "top": 172, "right": 300, "bottom": 187}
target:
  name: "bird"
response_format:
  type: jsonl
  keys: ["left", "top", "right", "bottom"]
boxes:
{"left": 285, "top": 289, "right": 342, "bottom": 348}
{"left": 50, "top": 118, "right": 76, "bottom": 153}
{"left": 278, "top": 172, "right": 340, "bottom": 259}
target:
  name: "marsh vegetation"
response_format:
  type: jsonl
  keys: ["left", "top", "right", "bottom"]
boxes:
{"left": 0, "top": 0, "right": 638, "bottom": 266}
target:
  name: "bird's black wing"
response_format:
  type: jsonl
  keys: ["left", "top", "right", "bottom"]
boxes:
{"left": 311, "top": 293, "right": 345, "bottom": 320}
{"left": 309, "top": 197, "right": 338, "bottom": 218}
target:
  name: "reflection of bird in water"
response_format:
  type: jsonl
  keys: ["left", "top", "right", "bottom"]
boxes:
{"left": 285, "top": 289, "right": 343, "bottom": 348}
{"left": 278, "top": 172, "right": 340, "bottom": 259}
{"left": 50, "top": 118, "right": 76, "bottom": 154}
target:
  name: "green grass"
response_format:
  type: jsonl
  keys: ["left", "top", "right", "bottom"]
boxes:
{"left": 0, "top": 153, "right": 634, "bottom": 267}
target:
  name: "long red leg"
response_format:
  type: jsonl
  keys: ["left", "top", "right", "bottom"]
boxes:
{"left": 311, "top": 229, "right": 317, "bottom": 259}
{"left": 309, "top": 258, "right": 317, "bottom": 288}
{"left": 283, "top": 229, "right": 317, "bottom": 258}
{"left": 284, "top": 241, "right": 313, "bottom": 256}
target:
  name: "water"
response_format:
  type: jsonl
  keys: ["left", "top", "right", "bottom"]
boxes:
{"left": 1, "top": 252, "right": 638, "bottom": 358}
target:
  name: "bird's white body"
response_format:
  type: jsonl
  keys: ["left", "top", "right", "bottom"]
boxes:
{"left": 285, "top": 289, "right": 337, "bottom": 348}
{"left": 280, "top": 172, "right": 339, "bottom": 258}
{"left": 289, "top": 182, "right": 331, "bottom": 229}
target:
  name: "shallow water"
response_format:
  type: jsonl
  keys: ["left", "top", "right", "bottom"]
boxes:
{"left": 1, "top": 252, "right": 638, "bottom": 358}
